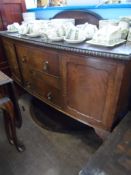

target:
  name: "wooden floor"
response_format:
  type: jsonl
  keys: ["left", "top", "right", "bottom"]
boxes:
{"left": 0, "top": 94, "right": 102, "bottom": 175}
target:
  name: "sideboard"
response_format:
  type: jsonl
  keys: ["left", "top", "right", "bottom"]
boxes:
{"left": 0, "top": 31, "right": 131, "bottom": 139}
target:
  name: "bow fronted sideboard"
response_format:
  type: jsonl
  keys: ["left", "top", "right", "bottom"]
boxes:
{"left": 1, "top": 31, "right": 131, "bottom": 139}
{"left": 0, "top": 10, "right": 131, "bottom": 139}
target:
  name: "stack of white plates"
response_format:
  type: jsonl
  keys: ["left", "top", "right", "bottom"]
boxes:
{"left": 22, "top": 12, "right": 36, "bottom": 22}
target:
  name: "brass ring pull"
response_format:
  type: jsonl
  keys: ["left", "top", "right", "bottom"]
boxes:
{"left": 22, "top": 56, "right": 27, "bottom": 63}
{"left": 43, "top": 61, "right": 49, "bottom": 71}
{"left": 47, "top": 92, "right": 52, "bottom": 101}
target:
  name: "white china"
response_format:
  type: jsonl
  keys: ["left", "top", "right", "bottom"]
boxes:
{"left": 86, "top": 39, "right": 126, "bottom": 47}
{"left": 91, "top": 25, "right": 122, "bottom": 45}
{"left": 7, "top": 22, "right": 20, "bottom": 32}
{"left": 127, "top": 28, "right": 131, "bottom": 41}
{"left": 119, "top": 20, "right": 129, "bottom": 29}
{"left": 18, "top": 24, "right": 29, "bottom": 35}
{"left": 76, "top": 23, "right": 98, "bottom": 39}
{"left": 99, "top": 19, "right": 119, "bottom": 29}
{"left": 65, "top": 27, "right": 86, "bottom": 41}
{"left": 22, "top": 12, "right": 36, "bottom": 22}
{"left": 26, "top": 33, "right": 41, "bottom": 37}
{"left": 118, "top": 20, "right": 129, "bottom": 39}
{"left": 48, "top": 36, "right": 64, "bottom": 41}
{"left": 64, "top": 37, "right": 86, "bottom": 44}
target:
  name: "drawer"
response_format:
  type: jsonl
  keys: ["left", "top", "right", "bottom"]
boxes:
{"left": 27, "top": 70, "right": 63, "bottom": 107}
{"left": 29, "top": 49, "right": 60, "bottom": 77}
{"left": 16, "top": 45, "right": 60, "bottom": 77}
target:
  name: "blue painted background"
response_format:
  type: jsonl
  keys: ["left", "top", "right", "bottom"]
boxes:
{"left": 27, "top": 4, "right": 131, "bottom": 20}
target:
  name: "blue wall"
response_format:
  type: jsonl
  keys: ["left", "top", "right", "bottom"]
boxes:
{"left": 27, "top": 4, "right": 131, "bottom": 20}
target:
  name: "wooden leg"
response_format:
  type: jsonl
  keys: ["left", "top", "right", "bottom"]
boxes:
{"left": 3, "top": 111, "right": 14, "bottom": 145}
{"left": 2, "top": 98, "right": 25, "bottom": 152}
{"left": 94, "top": 127, "right": 110, "bottom": 140}
{"left": 6, "top": 82, "right": 22, "bottom": 128}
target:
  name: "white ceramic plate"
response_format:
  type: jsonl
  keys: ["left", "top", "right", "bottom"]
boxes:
{"left": 86, "top": 39, "right": 126, "bottom": 47}
{"left": 64, "top": 37, "right": 86, "bottom": 44}
{"left": 7, "top": 30, "right": 18, "bottom": 33}
{"left": 26, "top": 33, "right": 41, "bottom": 37}
{"left": 48, "top": 36, "right": 64, "bottom": 41}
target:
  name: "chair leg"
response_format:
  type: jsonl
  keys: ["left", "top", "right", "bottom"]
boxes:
{"left": 2, "top": 99, "right": 25, "bottom": 152}
{"left": 6, "top": 82, "right": 22, "bottom": 128}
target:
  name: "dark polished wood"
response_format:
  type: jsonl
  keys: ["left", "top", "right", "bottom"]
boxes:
{"left": 52, "top": 10, "right": 103, "bottom": 26}
{"left": 0, "top": 70, "right": 24, "bottom": 152}
{"left": 0, "top": 13, "right": 3, "bottom": 30}
{"left": 16, "top": 44, "right": 60, "bottom": 77}
{"left": 61, "top": 54, "right": 125, "bottom": 131}
{"left": 0, "top": 0, "right": 26, "bottom": 74}
{"left": 2, "top": 38, "right": 22, "bottom": 82}
{"left": 3, "top": 97, "right": 25, "bottom": 152}
{"left": 80, "top": 112, "right": 131, "bottom": 175}
{"left": 0, "top": 9, "right": 131, "bottom": 138}
{"left": 0, "top": 37, "right": 9, "bottom": 74}
{"left": 15, "top": 44, "right": 63, "bottom": 108}
{"left": 1, "top": 34, "right": 131, "bottom": 139}
{"left": 0, "top": 0, "right": 26, "bottom": 29}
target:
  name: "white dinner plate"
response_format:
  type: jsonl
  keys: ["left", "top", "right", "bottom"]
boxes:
{"left": 86, "top": 39, "right": 126, "bottom": 47}
{"left": 48, "top": 36, "right": 64, "bottom": 41}
{"left": 26, "top": 33, "right": 41, "bottom": 37}
{"left": 7, "top": 30, "right": 18, "bottom": 33}
{"left": 64, "top": 37, "right": 86, "bottom": 44}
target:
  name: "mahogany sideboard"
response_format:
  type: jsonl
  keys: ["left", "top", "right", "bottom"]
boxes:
{"left": 0, "top": 32, "right": 131, "bottom": 138}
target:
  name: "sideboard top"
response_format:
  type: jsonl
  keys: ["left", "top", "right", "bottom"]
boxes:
{"left": 0, "top": 31, "right": 131, "bottom": 61}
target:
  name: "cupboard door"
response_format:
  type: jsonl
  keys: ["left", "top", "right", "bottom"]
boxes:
{"left": 15, "top": 45, "right": 30, "bottom": 86}
{"left": 2, "top": 39, "right": 22, "bottom": 82}
{"left": 61, "top": 54, "right": 124, "bottom": 130}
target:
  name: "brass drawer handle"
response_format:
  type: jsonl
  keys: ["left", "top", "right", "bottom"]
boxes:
{"left": 26, "top": 82, "right": 31, "bottom": 88}
{"left": 43, "top": 61, "right": 49, "bottom": 71}
{"left": 22, "top": 56, "right": 27, "bottom": 63}
{"left": 47, "top": 92, "right": 52, "bottom": 101}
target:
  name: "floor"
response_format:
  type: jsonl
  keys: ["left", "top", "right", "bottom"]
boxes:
{"left": 0, "top": 94, "right": 102, "bottom": 175}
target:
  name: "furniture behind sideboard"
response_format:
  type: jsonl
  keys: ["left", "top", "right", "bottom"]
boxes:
{"left": 0, "top": 0, "right": 26, "bottom": 74}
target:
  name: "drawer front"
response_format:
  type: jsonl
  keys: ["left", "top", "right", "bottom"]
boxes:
{"left": 16, "top": 45, "right": 60, "bottom": 77}
{"left": 29, "top": 49, "right": 60, "bottom": 77}
{"left": 27, "top": 70, "right": 62, "bottom": 107}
